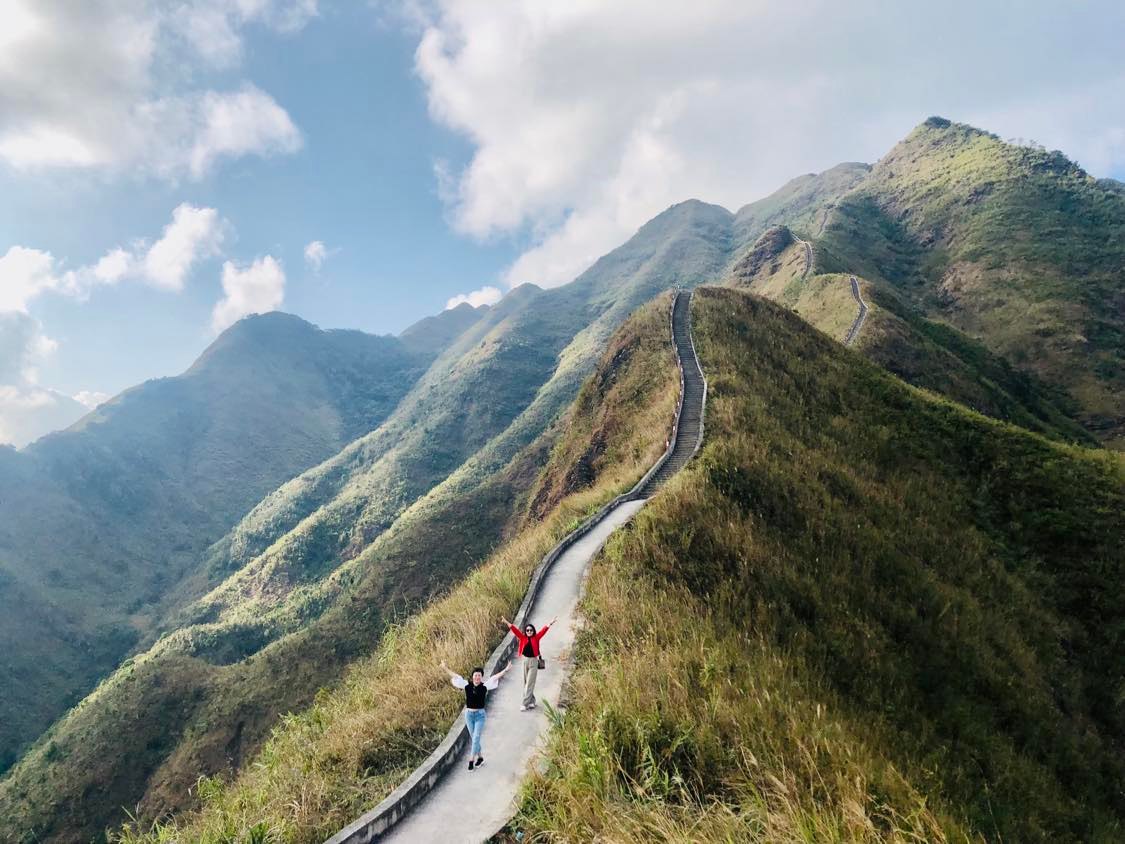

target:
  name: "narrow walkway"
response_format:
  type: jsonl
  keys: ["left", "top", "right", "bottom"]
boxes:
{"left": 338, "top": 291, "right": 706, "bottom": 844}
{"left": 844, "top": 275, "right": 868, "bottom": 346}
{"left": 793, "top": 236, "right": 814, "bottom": 279}
{"left": 381, "top": 500, "right": 645, "bottom": 844}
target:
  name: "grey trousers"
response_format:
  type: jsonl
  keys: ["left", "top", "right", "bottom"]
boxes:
{"left": 521, "top": 655, "right": 539, "bottom": 707}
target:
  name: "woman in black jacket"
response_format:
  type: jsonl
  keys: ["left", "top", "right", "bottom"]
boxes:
{"left": 440, "top": 660, "right": 512, "bottom": 770}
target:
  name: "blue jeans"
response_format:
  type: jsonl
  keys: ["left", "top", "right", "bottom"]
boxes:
{"left": 465, "top": 708, "right": 486, "bottom": 757}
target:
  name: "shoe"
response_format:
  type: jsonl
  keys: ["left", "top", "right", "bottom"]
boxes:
{"left": 468, "top": 760, "right": 475, "bottom": 770}
{"left": 475, "top": 757, "right": 484, "bottom": 768}
{"left": 528, "top": 702, "right": 536, "bottom": 709}
{"left": 520, "top": 704, "right": 528, "bottom": 711}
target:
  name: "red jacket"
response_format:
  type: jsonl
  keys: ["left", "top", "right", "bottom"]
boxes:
{"left": 510, "top": 624, "right": 550, "bottom": 658}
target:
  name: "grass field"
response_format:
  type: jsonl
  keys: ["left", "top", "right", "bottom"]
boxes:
{"left": 512, "top": 288, "right": 1124, "bottom": 843}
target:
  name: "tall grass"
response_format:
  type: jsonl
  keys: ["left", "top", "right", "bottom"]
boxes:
{"left": 111, "top": 297, "right": 679, "bottom": 844}
{"left": 511, "top": 288, "right": 1124, "bottom": 842}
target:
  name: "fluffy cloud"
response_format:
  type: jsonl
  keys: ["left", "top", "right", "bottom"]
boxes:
{"left": 0, "top": 312, "right": 56, "bottom": 383}
{"left": 0, "top": 386, "right": 88, "bottom": 448}
{"left": 445, "top": 285, "right": 502, "bottom": 309}
{"left": 0, "top": 1, "right": 311, "bottom": 179}
{"left": 0, "top": 312, "right": 83, "bottom": 448}
{"left": 0, "top": 246, "right": 65, "bottom": 312}
{"left": 73, "top": 390, "right": 110, "bottom": 409}
{"left": 304, "top": 240, "right": 328, "bottom": 270}
{"left": 408, "top": 1, "right": 1125, "bottom": 289}
{"left": 212, "top": 255, "right": 286, "bottom": 332}
{"left": 140, "top": 203, "right": 226, "bottom": 290}
{"left": 0, "top": 204, "right": 226, "bottom": 310}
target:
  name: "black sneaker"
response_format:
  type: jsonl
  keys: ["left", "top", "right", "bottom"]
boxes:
{"left": 475, "top": 757, "right": 484, "bottom": 768}
{"left": 468, "top": 760, "right": 475, "bottom": 770}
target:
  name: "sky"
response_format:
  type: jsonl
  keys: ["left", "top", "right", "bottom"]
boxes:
{"left": 2, "top": 0, "right": 1124, "bottom": 447}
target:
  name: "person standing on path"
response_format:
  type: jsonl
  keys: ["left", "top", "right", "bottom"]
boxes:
{"left": 501, "top": 615, "right": 557, "bottom": 711}
{"left": 440, "top": 660, "right": 512, "bottom": 770}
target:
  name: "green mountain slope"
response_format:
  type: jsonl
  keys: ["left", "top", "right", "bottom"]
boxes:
{"left": 813, "top": 117, "right": 1125, "bottom": 446}
{"left": 0, "top": 202, "right": 736, "bottom": 842}
{"left": 0, "top": 312, "right": 436, "bottom": 773}
{"left": 110, "top": 294, "right": 679, "bottom": 844}
{"left": 518, "top": 288, "right": 1124, "bottom": 842}
{"left": 728, "top": 224, "right": 1092, "bottom": 443}
{"left": 5, "top": 115, "right": 1121, "bottom": 841}
{"left": 732, "top": 161, "right": 872, "bottom": 248}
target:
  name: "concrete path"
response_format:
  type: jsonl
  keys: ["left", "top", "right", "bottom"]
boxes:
{"left": 381, "top": 499, "right": 647, "bottom": 844}
{"left": 844, "top": 274, "right": 868, "bottom": 346}
{"left": 794, "top": 236, "right": 814, "bottom": 279}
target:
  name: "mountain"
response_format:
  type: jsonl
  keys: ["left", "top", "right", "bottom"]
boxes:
{"left": 116, "top": 288, "right": 1124, "bottom": 843}
{"left": 4, "top": 116, "right": 1123, "bottom": 841}
{"left": 0, "top": 312, "right": 440, "bottom": 772}
{"left": 0, "top": 206, "right": 736, "bottom": 842}
{"left": 0, "top": 388, "right": 88, "bottom": 449}
{"left": 728, "top": 223, "right": 1092, "bottom": 442}
{"left": 517, "top": 288, "right": 1124, "bottom": 842}
{"left": 107, "top": 295, "right": 681, "bottom": 843}
{"left": 813, "top": 117, "right": 1125, "bottom": 447}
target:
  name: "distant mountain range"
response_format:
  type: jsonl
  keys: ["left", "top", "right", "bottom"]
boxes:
{"left": 1, "top": 117, "right": 1122, "bottom": 842}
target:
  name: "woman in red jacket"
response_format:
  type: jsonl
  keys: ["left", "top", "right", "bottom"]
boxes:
{"left": 501, "top": 614, "right": 557, "bottom": 710}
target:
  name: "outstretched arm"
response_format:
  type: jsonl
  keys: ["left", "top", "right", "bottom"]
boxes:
{"left": 485, "top": 661, "right": 511, "bottom": 690}
{"left": 502, "top": 616, "right": 521, "bottom": 636}
{"left": 440, "top": 660, "right": 467, "bottom": 688}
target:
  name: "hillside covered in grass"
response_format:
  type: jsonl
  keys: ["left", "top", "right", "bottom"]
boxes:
{"left": 5, "top": 115, "right": 1121, "bottom": 842}
{"left": 813, "top": 117, "right": 1125, "bottom": 447}
{"left": 106, "top": 294, "right": 679, "bottom": 844}
{"left": 728, "top": 224, "right": 1092, "bottom": 444}
{"left": 0, "top": 200, "right": 725, "bottom": 841}
{"left": 0, "top": 311, "right": 452, "bottom": 773}
{"left": 516, "top": 288, "right": 1124, "bottom": 842}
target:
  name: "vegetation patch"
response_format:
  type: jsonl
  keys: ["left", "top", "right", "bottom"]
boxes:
{"left": 513, "top": 288, "right": 1124, "bottom": 843}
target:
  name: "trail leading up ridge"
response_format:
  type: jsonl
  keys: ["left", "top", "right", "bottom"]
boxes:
{"left": 327, "top": 291, "right": 707, "bottom": 844}
{"left": 844, "top": 275, "right": 869, "bottom": 346}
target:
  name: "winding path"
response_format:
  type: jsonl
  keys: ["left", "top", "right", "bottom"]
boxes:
{"left": 844, "top": 275, "right": 868, "bottom": 346}
{"left": 793, "top": 235, "right": 814, "bottom": 279}
{"left": 326, "top": 291, "right": 707, "bottom": 844}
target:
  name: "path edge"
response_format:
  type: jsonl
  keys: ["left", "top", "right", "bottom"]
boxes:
{"left": 325, "top": 289, "right": 701, "bottom": 844}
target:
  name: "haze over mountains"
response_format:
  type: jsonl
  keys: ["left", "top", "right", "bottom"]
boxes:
{"left": 1, "top": 118, "right": 1122, "bottom": 842}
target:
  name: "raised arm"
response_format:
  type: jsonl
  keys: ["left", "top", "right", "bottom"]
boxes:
{"left": 538, "top": 616, "right": 558, "bottom": 637}
{"left": 440, "top": 660, "right": 467, "bottom": 688}
{"left": 485, "top": 661, "right": 512, "bottom": 689}
{"left": 501, "top": 615, "right": 521, "bottom": 636}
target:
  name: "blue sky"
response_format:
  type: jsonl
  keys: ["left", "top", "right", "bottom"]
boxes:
{"left": 2, "top": 1, "right": 1124, "bottom": 446}
{"left": 1, "top": 4, "right": 521, "bottom": 400}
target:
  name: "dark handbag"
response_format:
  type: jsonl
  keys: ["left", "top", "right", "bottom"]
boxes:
{"left": 537, "top": 655, "right": 546, "bottom": 670}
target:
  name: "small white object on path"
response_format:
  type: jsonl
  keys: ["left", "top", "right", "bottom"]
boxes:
{"left": 380, "top": 498, "right": 647, "bottom": 844}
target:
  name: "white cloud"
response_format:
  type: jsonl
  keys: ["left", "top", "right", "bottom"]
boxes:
{"left": 407, "top": 1, "right": 1125, "bottom": 289}
{"left": 303, "top": 239, "right": 328, "bottom": 270}
{"left": 212, "top": 255, "right": 286, "bottom": 332}
{"left": 0, "top": 246, "right": 65, "bottom": 312}
{"left": 0, "top": 312, "right": 56, "bottom": 383}
{"left": 0, "top": 1, "right": 312, "bottom": 179}
{"left": 186, "top": 84, "right": 302, "bottom": 178}
{"left": 0, "top": 385, "right": 89, "bottom": 448}
{"left": 141, "top": 203, "right": 226, "bottom": 290}
{"left": 445, "top": 285, "right": 502, "bottom": 309}
{"left": 73, "top": 390, "right": 111, "bottom": 409}
{"left": 0, "top": 204, "right": 226, "bottom": 311}
{"left": 0, "top": 312, "right": 83, "bottom": 447}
